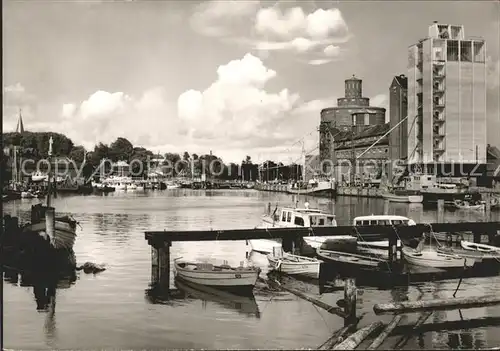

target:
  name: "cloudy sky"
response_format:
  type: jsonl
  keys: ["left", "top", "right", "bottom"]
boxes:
{"left": 3, "top": 0, "right": 499, "bottom": 163}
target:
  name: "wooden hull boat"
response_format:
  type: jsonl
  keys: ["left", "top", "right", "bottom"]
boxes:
{"left": 316, "top": 246, "right": 389, "bottom": 275}
{"left": 248, "top": 238, "right": 281, "bottom": 254}
{"left": 460, "top": 241, "right": 500, "bottom": 253}
{"left": 174, "top": 277, "right": 260, "bottom": 315}
{"left": 267, "top": 249, "right": 322, "bottom": 279}
{"left": 402, "top": 246, "right": 474, "bottom": 269}
{"left": 173, "top": 259, "right": 260, "bottom": 291}
{"left": 27, "top": 216, "right": 78, "bottom": 250}
{"left": 382, "top": 193, "right": 423, "bottom": 203}
{"left": 452, "top": 200, "right": 485, "bottom": 210}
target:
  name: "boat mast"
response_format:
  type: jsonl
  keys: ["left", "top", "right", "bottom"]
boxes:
{"left": 46, "top": 136, "right": 53, "bottom": 208}
{"left": 301, "top": 140, "right": 306, "bottom": 183}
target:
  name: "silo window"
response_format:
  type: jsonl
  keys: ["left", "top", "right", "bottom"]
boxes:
{"left": 460, "top": 41, "right": 472, "bottom": 62}
{"left": 473, "top": 41, "right": 485, "bottom": 62}
{"left": 447, "top": 41, "right": 459, "bottom": 61}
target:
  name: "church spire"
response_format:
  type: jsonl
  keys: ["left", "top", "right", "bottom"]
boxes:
{"left": 16, "top": 108, "right": 25, "bottom": 133}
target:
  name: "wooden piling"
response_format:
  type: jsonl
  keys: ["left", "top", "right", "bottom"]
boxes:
{"left": 158, "top": 241, "right": 171, "bottom": 290}
{"left": 394, "top": 311, "right": 432, "bottom": 349}
{"left": 383, "top": 199, "right": 389, "bottom": 215}
{"left": 151, "top": 245, "right": 159, "bottom": 285}
{"left": 437, "top": 199, "right": 445, "bottom": 223}
{"left": 344, "top": 278, "right": 357, "bottom": 326}
{"left": 367, "top": 315, "right": 402, "bottom": 350}
{"left": 373, "top": 294, "right": 500, "bottom": 315}
{"left": 45, "top": 206, "right": 56, "bottom": 244}
{"left": 333, "top": 321, "right": 384, "bottom": 350}
{"left": 485, "top": 193, "right": 491, "bottom": 221}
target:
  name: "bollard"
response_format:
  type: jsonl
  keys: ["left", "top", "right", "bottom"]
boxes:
{"left": 437, "top": 199, "right": 445, "bottom": 223}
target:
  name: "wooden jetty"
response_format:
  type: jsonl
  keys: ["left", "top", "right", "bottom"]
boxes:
{"left": 145, "top": 220, "right": 500, "bottom": 290}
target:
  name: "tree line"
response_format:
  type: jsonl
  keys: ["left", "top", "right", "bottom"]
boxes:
{"left": 2, "top": 132, "right": 303, "bottom": 182}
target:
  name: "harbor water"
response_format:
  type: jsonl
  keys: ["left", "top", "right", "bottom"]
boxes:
{"left": 3, "top": 189, "right": 500, "bottom": 349}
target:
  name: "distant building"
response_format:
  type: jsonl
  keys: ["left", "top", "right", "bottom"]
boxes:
{"left": 319, "top": 75, "right": 387, "bottom": 179}
{"left": 388, "top": 74, "right": 408, "bottom": 179}
{"left": 407, "top": 22, "right": 487, "bottom": 174}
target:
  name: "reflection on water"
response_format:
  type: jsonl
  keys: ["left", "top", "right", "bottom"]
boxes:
{"left": 3, "top": 190, "right": 500, "bottom": 349}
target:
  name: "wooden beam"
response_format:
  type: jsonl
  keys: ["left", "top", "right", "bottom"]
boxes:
{"left": 268, "top": 278, "right": 347, "bottom": 319}
{"left": 374, "top": 295, "right": 500, "bottom": 315}
{"left": 367, "top": 315, "right": 403, "bottom": 350}
{"left": 145, "top": 221, "right": 500, "bottom": 244}
{"left": 391, "top": 316, "right": 500, "bottom": 335}
{"left": 332, "top": 321, "right": 384, "bottom": 350}
{"left": 394, "top": 312, "right": 432, "bottom": 349}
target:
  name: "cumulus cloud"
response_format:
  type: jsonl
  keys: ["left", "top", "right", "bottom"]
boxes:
{"left": 189, "top": 2, "right": 350, "bottom": 65}
{"left": 59, "top": 87, "right": 179, "bottom": 150}
{"left": 190, "top": 0, "right": 260, "bottom": 37}
{"left": 370, "top": 94, "right": 389, "bottom": 110}
{"left": 176, "top": 53, "right": 328, "bottom": 162}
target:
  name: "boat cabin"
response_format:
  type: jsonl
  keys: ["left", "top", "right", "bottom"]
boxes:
{"left": 353, "top": 215, "right": 416, "bottom": 226}
{"left": 274, "top": 207, "right": 337, "bottom": 227}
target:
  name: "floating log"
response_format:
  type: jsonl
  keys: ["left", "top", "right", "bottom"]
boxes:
{"left": 318, "top": 324, "right": 356, "bottom": 350}
{"left": 268, "top": 278, "right": 346, "bottom": 319}
{"left": 373, "top": 295, "right": 500, "bottom": 315}
{"left": 394, "top": 311, "right": 433, "bottom": 349}
{"left": 367, "top": 315, "right": 403, "bottom": 350}
{"left": 391, "top": 315, "right": 500, "bottom": 335}
{"left": 332, "top": 321, "right": 384, "bottom": 350}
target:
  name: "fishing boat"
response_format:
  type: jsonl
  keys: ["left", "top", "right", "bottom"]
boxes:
{"left": 248, "top": 202, "right": 345, "bottom": 254}
{"left": 267, "top": 247, "right": 322, "bottom": 279}
{"left": 316, "top": 240, "right": 389, "bottom": 274}
{"left": 24, "top": 137, "right": 78, "bottom": 251}
{"left": 173, "top": 258, "right": 260, "bottom": 292}
{"left": 381, "top": 189, "right": 423, "bottom": 203}
{"left": 452, "top": 199, "right": 485, "bottom": 210}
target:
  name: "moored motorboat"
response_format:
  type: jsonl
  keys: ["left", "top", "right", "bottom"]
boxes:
{"left": 267, "top": 247, "right": 322, "bottom": 279}
{"left": 249, "top": 202, "right": 338, "bottom": 254}
{"left": 173, "top": 258, "right": 260, "bottom": 292}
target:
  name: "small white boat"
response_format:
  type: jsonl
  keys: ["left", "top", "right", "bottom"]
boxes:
{"left": 460, "top": 241, "right": 500, "bottom": 253}
{"left": 452, "top": 200, "right": 485, "bottom": 210}
{"left": 21, "top": 191, "right": 35, "bottom": 199}
{"left": 402, "top": 246, "right": 474, "bottom": 269}
{"left": 249, "top": 202, "right": 338, "bottom": 254}
{"left": 166, "top": 183, "right": 181, "bottom": 189}
{"left": 173, "top": 258, "right": 260, "bottom": 291}
{"left": 267, "top": 247, "right": 322, "bottom": 279}
{"left": 128, "top": 183, "right": 137, "bottom": 190}
{"left": 31, "top": 171, "right": 48, "bottom": 182}
{"left": 382, "top": 191, "right": 423, "bottom": 203}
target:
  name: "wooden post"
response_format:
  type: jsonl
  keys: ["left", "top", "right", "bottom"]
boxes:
{"left": 151, "top": 244, "right": 159, "bottom": 285}
{"left": 157, "top": 241, "right": 171, "bottom": 292}
{"left": 388, "top": 231, "right": 398, "bottom": 264}
{"left": 437, "top": 199, "right": 445, "bottom": 223}
{"left": 282, "top": 237, "right": 293, "bottom": 253}
{"left": 485, "top": 192, "right": 491, "bottom": 222}
{"left": 344, "top": 278, "right": 357, "bottom": 327}
{"left": 45, "top": 206, "right": 56, "bottom": 244}
{"left": 473, "top": 230, "right": 481, "bottom": 244}
{"left": 383, "top": 199, "right": 389, "bottom": 215}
